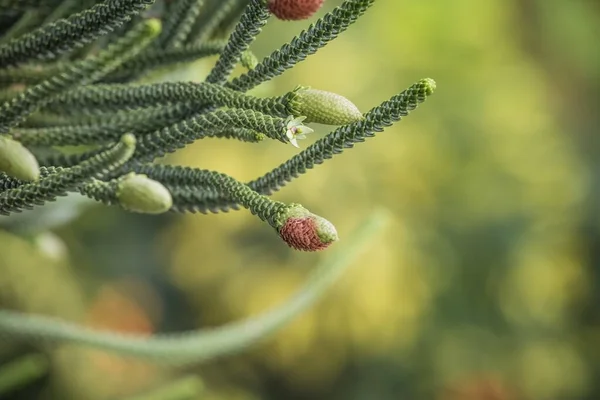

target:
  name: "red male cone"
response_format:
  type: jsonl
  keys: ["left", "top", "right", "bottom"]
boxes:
{"left": 267, "top": 0, "right": 325, "bottom": 21}
{"left": 278, "top": 205, "right": 338, "bottom": 251}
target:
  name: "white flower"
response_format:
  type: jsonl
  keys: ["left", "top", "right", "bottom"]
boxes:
{"left": 285, "top": 116, "right": 314, "bottom": 148}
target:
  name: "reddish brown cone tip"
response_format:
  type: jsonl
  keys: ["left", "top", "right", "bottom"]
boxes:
{"left": 267, "top": 0, "right": 325, "bottom": 21}
{"left": 278, "top": 207, "right": 338, "bottom": 251}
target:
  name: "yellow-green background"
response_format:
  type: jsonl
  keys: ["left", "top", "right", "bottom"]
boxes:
{"left": 1, "top": 0, "right": 599, "bottom": 399}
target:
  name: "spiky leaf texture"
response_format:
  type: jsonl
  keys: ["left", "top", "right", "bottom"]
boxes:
{"left": 1, "top": 0, "right": 435, "bottom": 246}
{"left": 0, "top": 0, "right": 438, "bottom": 370}
{"left": 0, "top": 0, "right": 155, "bottom": 66}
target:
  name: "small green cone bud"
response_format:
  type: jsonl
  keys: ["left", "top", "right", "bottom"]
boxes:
{"left": 0, "top": 135, "right": 39, "bottom": 181}
{"left": 117, "top": 174, "right": 173, "bottom": 214}
{"left": 144, "top": 18, "right": 163, "bottom": 37}
{"left": 293, "top": 87, "right": 363, "bottom": 125}
{"left": 240, "top": 50, "right": 259, "bottom": 70}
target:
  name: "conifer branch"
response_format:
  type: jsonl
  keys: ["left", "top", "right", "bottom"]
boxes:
{"left": 14, "top": 103, "right": 198, "bottom": 146}
{"left": 0, "top": 0, "right": 436, "bottom": 255}
{"left": 131, "top": 78, "right": 435, "bottom": 212}
{"left": 246, "top": 78, "right": 435, "bottom": 194}
{"left": 228, "top": 0, "right": 374, "bottom": 92}
{"left": 43, "top": 82, "right": 298, "bottom": 116}
{"left": 30, "top": 107, "right": 310, "bottom": 168}
{"left": 0, "top": 41, "right": 229, "bottom": 87}
{"left": 187, "top": 0, "right": 238, "bottom": 45}
{"left": 132, "top": 108, "right": 310, "bottom": 162}
{"left": 135, "top": 165, "right": 338, "bottom": 251}
{"left": 0, "top": 0, "right": 438, "bottom": 371}
{"left": 0, "top": 0, "right": 155, "bottom": 66}
{"left": 0, "top": 18, "right": 161, "bottom": 133}
{"left": 205, "top": 0, "right": 270, "bottom": 84}
{"left": 157, "top": 0, "right": 205, "bottom": 48}
{"left": 0, "top": 134, "right": 136, "bottom": 215}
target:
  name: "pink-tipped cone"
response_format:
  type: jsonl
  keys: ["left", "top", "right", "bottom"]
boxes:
{"left": 267, "top": 0, "right": 325, "bottom": 21}
{"left": 278, "top": 206, "right": 338, "bottom": 251}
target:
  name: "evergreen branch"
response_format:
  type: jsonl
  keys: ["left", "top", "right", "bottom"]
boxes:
{"left": 0, "top": 172, "right": 22, "bottom": 191}
{"left": 228, "top": 0, "right": 374, "bottom": 92}
{"left": 32, "top": 107, "right": 306, "bottom": 167}
{"left": 129, "top": 40, "right": 225, "bottom": 71}
{"left": 45, "top": 81, "right": 298, "bottom": 117}
{"left": 157, "top": 0, "right": 205, "bottom": 48}
{"left": 205, "top": 0, "right": 270, "bottom": 84}
{"left": 148, "top": 166, "right": 291, "bottom": 227}
{"left": 140, "top": 78, "right": 436, "bottom": 212}
{"left": 0, "top": 209, "right": 387, "bottom": 364}
{"left": 86, "top": 172, "right": 173, "bottom": 214}
{"left": 15, "top": 103, "right": 198, "bottom": 146}
{"left": 236, "top": 78, "right": 436, "bottom": 194}
{"left": 213, "top": 0, "right": 251, "bottom": 38}
{"left": 68, "top": 175, "right": 118, "bottom": 205}
{"left": 0, "top": 19, "right": 162, "bottom": 133}
{"left": 0, "top": 134, "right": 136, "bottom": 215}
{"left": 101, "top": 42, "right": 261, "bottom": 82}
{"left": 0, "top": 0, "right": 155, "bottom": 66}
{"left": 18, "top": 109, "right": 131, "bottom": 128}
{"left": 213, "top": 127, "right": 266, "bottom": 142}
{"left": 0, "top": 64, "right": 60, "bottom": 87}
{"left": 132, "top": 108, "right": 308, "bottom": 163}
{"left": 187, "top": 0, "right": 238, "bottom": 45}
{"left": 1, "top": 166, "right": 172, "bottom": 214}
{"left": 19, "top": 103, "right": 286, "bottom": 148}
{"left": 168, "top": 184, "right": 236, "bottom": 214}
{"left": 152, "top": 169, "right": 339, "bottom": 251}
{"left": 35, "top": 78, "right": 433, "bottom": 208}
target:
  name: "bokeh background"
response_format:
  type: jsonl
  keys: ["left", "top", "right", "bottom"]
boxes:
{"left": 1, "top": 0, "right": 599, "bottom": 399}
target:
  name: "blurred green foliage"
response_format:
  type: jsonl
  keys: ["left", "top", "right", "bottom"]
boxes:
{"left": 1, "top": 0, "right": 599, "bottom": 399}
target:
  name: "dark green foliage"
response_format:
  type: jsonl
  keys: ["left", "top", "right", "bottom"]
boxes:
{"left": 44, "top": 81, "right": 299, "bottom": 116}
{"left": 0, "top": 134, "right": 136, "bottom": 214}
{"left": 227, "top": 0, "right": 375, "bottom": 92}
{"left": 156, "top": 0, "right": 204, "bottom": 48}
{"left": 0, "top": 0, "right": 155, "bottom": 66}
{"left": 0, "top": 0, "right": 437, "bottom": 372}
{"left": 131, "top": 79, "right": 434, "bottom": 214}
{"left": 205, "top": 0, "right": 269, "bottom": 84}
{"left": 0, "top": 0, "right": 435, "bottom": 245}
{"left": 0, "top": 18, "right": 160, "bottom": 132}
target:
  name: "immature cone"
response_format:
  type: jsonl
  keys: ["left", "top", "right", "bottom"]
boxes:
{"left": 267, "top": 0, "right": 325, "bottom": 21}
{"left": 278, "top": 204, "right": 338, "bottom": 251}
{"left": 293, "top": 87, "right": 363, "bottom": 125}
{"left": 117, "top": 174, "right": 173, "bottom": 214}
{"left": 0, "top": 136, "right": 39, "bottom": 181}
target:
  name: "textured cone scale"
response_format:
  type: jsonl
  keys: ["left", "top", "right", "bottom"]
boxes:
{"left": 296, "top": 88, "right": 363, "bottom": 125}
{"left": 267, "top": 0, "right": 325, "bottom": 21}
{"left": 278, "top": 206, "right": 338, "bottom": 251}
